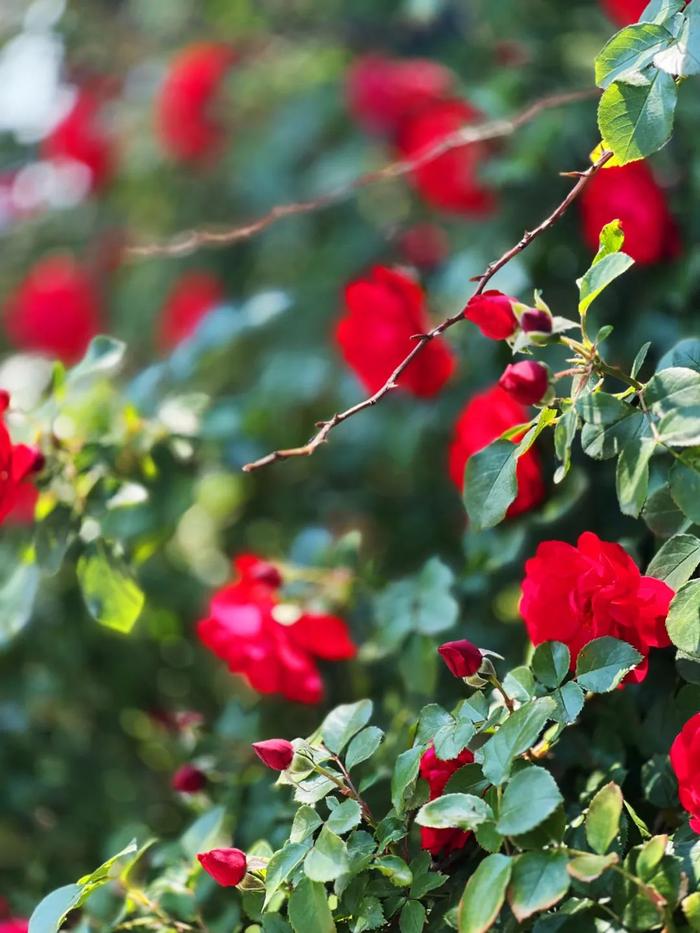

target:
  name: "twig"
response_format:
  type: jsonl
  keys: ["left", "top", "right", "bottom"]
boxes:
{"left": 126, "top": 88, "right": 598, "bottom": 260}
{"left": 242, "top": 148, "right": 613, "bottom": 472}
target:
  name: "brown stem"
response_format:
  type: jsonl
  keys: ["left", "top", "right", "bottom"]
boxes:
{"left": 125, "top": 88, "right": 598, "bottom": 261}
{"left": 242, "top": 148, "right": 613, "bottom": 472}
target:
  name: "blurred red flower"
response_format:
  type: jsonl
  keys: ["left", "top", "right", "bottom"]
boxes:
{"left": 397, "top": 223, "right": 449, "bottom": 271}
{"left": 156, "top": 43, "right": 235, "bottom": 162}
{"left": 396, "top": 99, "right": 496, "bottom": 215}
{"left": 521, "top": 532, "right": 674, "bottom": 683}
{"left": 0, "top": 920, "right": 28, "bottom": 933}
{"left": 464, "top": 290, "right": 518, "bottom": 341}
{"left": 335, "top": 265, "right": 455, "bottom": 397}
{"left": 448, "top": 385, "right": 545, "bottom": 517}
{"left": 0, "top": 393, "right": 42, "bottom": 526}
{"left": 600, "top": 0, "right": 650, "bottom": 25}
{"left": 670, "top": 713, "right": 700, "bottom": 832}
{"left": 158, "top": 271, "right": 223, "bottom": 349}
{"left": 171, "top": 764, "right": 206, "bottom": 793}
{"left": 197, "top": 554, "right": 356, "bottom": 704}
{"left": 346, "top": 54, "right": 453, "bottom": 137}
{"left": 42, "top": 88, "right": 115, "bottom": 191}
{"left": 419, "top": 744, "right": 474, "bottom": 855}
{"left": 5, "top": 255, "right": 101, "bottom": 363}
{"left": 580, "top": 162, "right": 680, "bottom": 265}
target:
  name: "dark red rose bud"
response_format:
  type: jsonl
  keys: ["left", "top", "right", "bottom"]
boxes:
{"left": 252, "top": 738, "right": 295, "bottom": 771}
{"left": 171, "top": 764, "right": 206, "bottom": 793}
{"left": 464, "top": 290, "right": 517, "bottom": 340}
{"left": 437, "top": 640, "right": 483, "bottom": 678}
{"left": 520, "top": 309, "right": 553, "bottom": 334}
{"left": 0, "top": 392, "right": 9, "bottom": 414}
{"left": 197, "top": 848, "right": 247, "bottom": 887}
{"left": 498, "top": 361, "right": 549, "bottom": 406}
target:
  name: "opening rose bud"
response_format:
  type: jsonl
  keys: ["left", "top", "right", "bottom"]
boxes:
{"left": 520, "top": 308, "right": 552, "bottom": 333}
{"left": 197, "top": 847, "right": 247, "bottom": 887}
{"left": 171, "top": 764, "right": 206, "bottom": 793}
{"left": 252, "top": 738, "right": 295, "bottom": 771}
{"left": 463, "top": 290, "right": 518, "bottom": 340}
{"left": 498, "top": 361, "right": 549, "bottom": 406}
{"left": 437, "top": 640, "right": 483, "bottom": 678}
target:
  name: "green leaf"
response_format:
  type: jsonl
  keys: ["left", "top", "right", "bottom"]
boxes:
{"left": 616, "top": 438, "right": 655, "bottom": 517}
{"left": 77, "top": 542, "right": 144, "bottom": 634}
{"left": 586, "top": 782, "right": 623, "bottom": 854}
{"left": 373, "top": 855, "right": 413, "bottom": 887}
{"left": 666, "top": 579, "right": 700, "bottom": 657}
{"left": 478, "top": 697, "right": 557, "bottom": 786}
{"left": 507, "top": 851, "right": 570, "bottom": 922}
{"left": 321, "top": 700, "right": 373, "bottom": 754}
{"left": 598, "top": 68, "right": 677, "bottom": 164}
{"left": 433, "top": 719, "right": 476, "bottom": 761}
{"left": 552, "top": 681, "right": 586, "bottom": 725}
{"left": 654, "top": 4, "right": 700, "bottom": 75}
{"left": 670, "top": 461, "right": 700, "bottom": 523}
{"left": 644, "top": 367, "right": 700, "bottom": 446}
{"left": 391, "top": 746, "right": 422, "bottom": 815}
{"left": 658, "top": 337, "right": 700, "bottom": 373}
{"left": 637, "top": 834, "right": 668, "bottom": 879}
{"left": 290, "top": 806, "right": 323, "bottom": 843}
{"left": 647, "top": 534, "right": 700, "bottom": 589}
{"left": 575, "top": 637, "right": 643, "bottom": 692}
{"left": 643, "top": 483, "right": 691, "bottom": 537}
{"left": 345, "top": 726, "right": 383, "bottom": 771}
{"left": 640, "top": 0, "right": 685, "bottom": 22}
{"left": 35, "top": 505, "right": 74, "bottom": 575}
{"left": 458, "top": 854, "right": 512, "bottom": 933}
{"left": 567, "top": 852, "right": 619, "bottom": 882}
{"left": 682, "top": 891, "right": 700, "bottom": 931}
{"left": 374, "top": 558, "right": 458, "bottom": 649}
{"left": 631, "top": 341, "right": 652, "bottom": 380}
{"left": 67, "top": 335, "right": 126, "bottom": 384}
{"left": 29, "top": 883, "right": 83, "bottom": 933}
{"left": 181, "top": 805, "right": 226, "bottom": 858}
{"left": 327, "top": 799, "right": 362, "bottom": 835}
{"left": 444, "top": 763, "right": 490, "bottom": 797}
{"left": 288, "top": 878, "right": 335, "bottom": 933}
{"left": 264, "top": 842, "right": 310, "bottom": 908}
{"left": 578, "top": 251, "right": 635, "bottom": 316}
{"left": 0, "top": 561, "right": 39, "bottom": 646}
{"left": 532, "top": 642, "right": 570, "bottom": 688}
{"left": 303, "top": 825, "right": 349, "bottom": 882}
{"left": 577, "top": 392, "right": 648, "bottom": 460}
{"left": 353, "top": 896, "right": 384, "bottom": 932}
{"left": 496, "top": 767, "right": 563, "bottom": 836}
{"left": 595, "top": 23, "right": 675, "bottom": 88}
{"left": 416, "top": 794, "right": 493, "bottom": 831}
{"left": 400, "top": 901, "right": 426, "bottom": 933}
{"left": 464, "top": 409, "right": 556, "bottom": 529}
{"left": 593, "top": 219, "right": 626, "bottom": 261}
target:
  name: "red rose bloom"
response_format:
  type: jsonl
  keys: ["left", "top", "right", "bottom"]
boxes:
{"left": 42, "top": 88, "right": 115, "bottom": 191}
{"left": 158, "top": 271, "right": 223, "bottom": 350}
{"left": 498, "top": 361, "right": 549, "bottom": 406}
{"left": 448, "top": 385, "right": 545, "bottom": 518}
{"left": 335, "top": 265, "right": 455, "bottom": 397}
{"left": 580, "top": 163, "right": 680, "bottom": 266}
{"left": 346, "top": 54, "right": 453, "bottom": 137}
{"left": 197, "top": 554, "right": 356, "bottom": 704}
{"left": 156, "top": 43, "right": 235, "bottom": 163}
{"left": 420, "top": 744, "right": 474, "bottom": 855}
{"left": 197, "top": 848, "right": 247, "bottom": 887}
{"left": 396, "top": 99, "right": 496, "bottom": 215}
{"left": 521, "top": 531, "right": 674, "bottom": 683}
{"left": 600, "top": 0, "right": 649, "bottom": 25}
{"left": 670, "top": 713, "right": 700, "bottom": 832}
{"left": 464, "top": 290, "right": 518, "bottom": 341}
{"left": 0, "top": 393, "right": 42, "bottom": 526}
{"left": 171, "top": 764, "right": 206, "bottom": 793}
{"left": 5, "top": 255, "right": 101, "bottom": 363}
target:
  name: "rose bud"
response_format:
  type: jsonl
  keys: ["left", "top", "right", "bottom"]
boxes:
{"left": 464, "top": 290, "right": 517, "bottom": 340}
{"left": 520, "top": 308, "right": 553, "bottom": 334}
{"left": 252, "top": 738, "right": 295, "bottom": 771}
{"left": 197, "top": 848, "right": 247, "bottom": 887}
{"left": 498, "top": 361, "right": 549, "bottom": 406}
{"left": 171, "top": 764, "right": 206, "bottom": 793}
{"left": 438, "top": 640, "right": 483, "bottom": 678}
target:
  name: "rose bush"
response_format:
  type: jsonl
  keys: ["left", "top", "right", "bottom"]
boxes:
{"left": 0, "top": 1, "right": 699, "bottom": 931}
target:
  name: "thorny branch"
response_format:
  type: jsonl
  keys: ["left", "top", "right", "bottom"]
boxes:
{"left": 242, "top": 148, "right": 614, "bottom": 473}
{"left": 126, "top": 88, "right": 597, "bottom": 260}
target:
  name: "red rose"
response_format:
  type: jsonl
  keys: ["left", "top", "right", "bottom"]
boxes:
{"left": 197, "top": 554, "right": 356, "bottom": 704}
{"left": 397, "top": 223, "right": 449, "bottom": 271}
{"left": 580, "top": 163, "right": 680, "bottom": 266}
{"left": 156, "top": 43, "right": 235, "bottom": 163}
{"left": 498, "top": 361, "right": 549, "bottom": 406}
{"left": 5, "top": 255, "right": 101, "bottom": 363}
{"left": 448, "top": 385, "right": 545, "bottom": 518}
{"left": 171, "top": 764, "right": 206, "bottom": 793}
{"left": 346, "top": 54, "right": 453, "bottom": 137}
{"left": 42, "top": 88, "right": 115, "bottom": 192}
{"left": 396, "top": 99, "right": 496, "bottom": 215}
{"left": 197, "top": 848, "right": 247, "bottom": 887}
{"left": 0, "top": 393, "right": 42, "bottom": 526}
{"left": 158, "top": 271, "right": 224, "bottom": 350}
{"left": 0, "top": 921, "right": 28, "bottom": 933}
{"left": 464, "top": 290, "right": 518, "bottom": 341}
{"left": 437, "top": 640, "right": 483, "bottom": 679}
{"left": 252, "top": 738, "right": 295, "bottom": 771}
{"left": 335, "top": 265, "right": 455, "bottom": 397}
{"left": 521, "top": 531, "right": 674, "bottom": 683}
{"left": 600, "top": 0, "right": 650, "bottom": 24}
{"left": 670, "top": 713, "right": 700, "bottom": 832}
{"left": 419, "top": 744, "right": 475, "bottom": 855}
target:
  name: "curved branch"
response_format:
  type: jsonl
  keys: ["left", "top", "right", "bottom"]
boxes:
{"left": 242, "top": 148, "right": 613, "bottom": 473}
{"left": 126, "top": 88, "right": 598, "bottom": 261}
